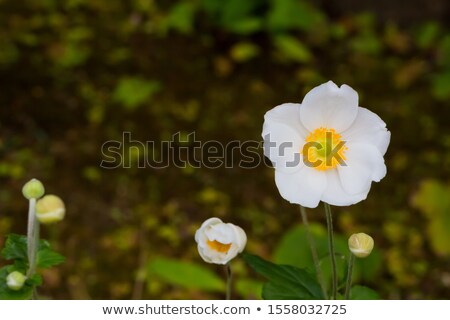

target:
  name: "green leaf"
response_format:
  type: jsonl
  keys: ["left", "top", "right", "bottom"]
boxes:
{"left": 273, "top": 224, "right": 324, "bottom": 268}
{"left": 356, "top": 248, "right": 382, "bottom": 281}
{"left": 412, "top": 180, "right": 450, "bottom": 255}
{"left": 13, "top": 259, "right": 28, "bottom": 271}
{"left": 220, "top": 0, "right": 261, "bottom": 30}
{"left": 160, "top": 2, "right": 197, "bottom": 35}
{"left": 1, "top": 234, "right": 28, "bottom": 261}
{"left": 416, "top": 22, "right": 440, "bottom": 49}
{"left": 27, "top": 274, "right": 43, "bottom": 286}
{"left": 263, "top": 281, "right": 315, "bottom": 300}
{"left": 437, "top": 36, "right": 450, "bottom": 67}
{"left": 431, "top": 72, "right": 450, "bottom": 100}
{"left": 225, "top": 18, "right": 263, "bottom": 35}
{"left": 201, "top": 0, "right": 263, "bottom": 35}
{"left": 148, "top": 257, "right": 225, "bottom": 292}
{"left": 235, "top": 279, "right": 263, "bottom": 299}
{"left": 350, "top": 285, "right": 380, "bottom": 300}
{"left": 267, "top": 0, "right": 325, "bottom": 32}
{"left": 200, "top": 0, "right": 224, "bottom": 14}
{"left": 56, "top": 43, "right": 90, "bottom": 68}
{"left": 37, "top": 248, "right": 65, "bottom": 268}
{"left": 230, "top": 42, "right": 260, "bottom": 62}
{"left": 274, "top": 35, "right": 312, "bottom": 63}
{"left": 2, "top": 234, "right": 64, "bottom": 269}
{"left": 113, "top": 77, "right": 161, "bottom": 110}
{"left": 0, "top": 40, "right": 19, "bottom": 65}
{"left": 242, "top": 253, "right": 324, "bottom": 299}
{"left": 350, "top": 33, "right": 383, "bottom": 55}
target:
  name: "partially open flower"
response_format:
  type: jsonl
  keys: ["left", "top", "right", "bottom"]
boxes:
{"left": 195, "top": 217, "right": 247, "bottom": 265}
{"left": 6, "top": 271, "right": 27, "bottom": 291}
{"left": 348, "top": 233, "right": 374, "bottom": 258}
{"left": 36, "top": 195, "right": 65, "bottom": 224}
{"left": 22, "top": 179, "right": 45, "bottom": 200}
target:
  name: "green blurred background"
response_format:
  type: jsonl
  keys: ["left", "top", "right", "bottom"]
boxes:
{"left": 1, "top": 0, "right": 450, "bottom": 299}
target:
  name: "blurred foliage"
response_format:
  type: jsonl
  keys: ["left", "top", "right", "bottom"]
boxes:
{"left": 349, "top": 285, "right": 380, "bottom": 300}
{"left": 113, "top": 77, "right": 161, "bottom": 110}
{"left": 147, "top": 257, "right": 224, "bottom": 292}
{"left": 1, "top": 0, "right": 450, "bottom": 299}
{"left": 412, "top": 180, "right": 450, "bottom": 256}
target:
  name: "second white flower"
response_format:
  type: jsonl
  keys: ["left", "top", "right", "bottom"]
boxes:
{"left": 195, "top": 217, "right": 247, "bottom": 265}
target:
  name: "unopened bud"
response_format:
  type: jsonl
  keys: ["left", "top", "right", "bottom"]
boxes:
{"left": 348, "top": 233, "right": 374, "bottom": 258}
{"left": 22, "top": 179, "right": 45, "bottom": 200}
{"left": 36, "top": 195, "right": 65, "bottom": 224}
{"left": 6, "top": 271, "right": 27, "bottom": 291}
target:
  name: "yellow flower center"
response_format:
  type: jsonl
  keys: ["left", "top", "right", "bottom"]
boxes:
{"left": 302, "top": 127, "right": 347, "bottom": 171}
{"left": 207, "top": 240, "right": 232, "bottom": 253}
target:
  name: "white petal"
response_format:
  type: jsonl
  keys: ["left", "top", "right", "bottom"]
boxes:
{"left": 206, "top": 223, "right": 234, "bottom": 244}
{"left": 197, "top": 246, "right": 214, "bottom": 263}
{"left": 199, "top": 217, "right": 223, "bottom": 230}
{"left": 321, "top": 170, "right": 369, "bottom": 206}
{"left": 337, "top": 143, "right": 387, "bottom": 195}
{"left": 263, "top": 103, "right": 308, "bottom": 138}
{"left": 231, "top": 225, "right": 247, "bottom": 252}
{"left": 300, "top": 81, "right": 359, "bottom": 132}
{"left": 274, "top": 167, "right": 327, "bottom": 208}
{"left": 341, "top": 107, "right": 391, "bottom": 155}
{"left": 195, "top": 217, "right": 222, "bottom": 243}
{"left": 262, "top": 103, "right": 309, "bottom": 173}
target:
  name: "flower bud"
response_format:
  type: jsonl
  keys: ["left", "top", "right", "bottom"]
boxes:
{"left": 36, "top": 195, "right": 65, "bottom": 224}
{"left": 6, "top": 271, "right": 27, "bottom": 291}
{"left": 348, "top": 233, "right": 374, "bottom": 258}
{"left": 22, "top": 178, "right": 45, "bottom": 200}
{"left": 195, "top": 217, "right": 247, "bottom": 265}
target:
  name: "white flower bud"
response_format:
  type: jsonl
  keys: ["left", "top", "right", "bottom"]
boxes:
{"left": 195, "top": 217, "right": 247, "bottom": 265}
{"left": 22, "top": 179, "right": 45, "bottom": 200}
{"left": 36, "top": 195, "right": 65, "bottom": 224}
{"left": 348, "top": 233, "right": 374, "bottom": 258}
{"left": 6, "top": 271, "right": 27, "bottom": 291}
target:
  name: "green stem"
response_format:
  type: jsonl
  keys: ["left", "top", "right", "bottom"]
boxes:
{"left": 300, "top": 206, "right": 327, "bottom": 299}
{"left": 344, "top": 254, "right": 355, "bottom": 300}
{"left": 226, "top": 264, "right": 232, "bottom": 300}
{"left": 324, "top": 202, "right": 337, "bottom": 300}
{"left": 26, "top": 198, "right": 37, "bottom": 276}
{"left": 26, "top": 198, "right": 39, "bottom": 299}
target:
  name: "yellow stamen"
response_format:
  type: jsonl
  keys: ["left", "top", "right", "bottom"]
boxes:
{"left": 302, "top": 127, "right": 347, "bottom": 171}
{"left": 207, "top": 240, "right": 232, "bottom": 253}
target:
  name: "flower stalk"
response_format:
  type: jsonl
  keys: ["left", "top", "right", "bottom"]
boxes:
{"left": 344, "top": 254, "right": 355, "bottom": 299}
{"left": 26, "top": 198, "right": 38, "bottom": 277}
{"left": 300, "top": 206, "right": 327, "bottom": 299}
{"left": 26, "top": 198, "right": 40, "bottom": 299}
{"left": 324, "top": 202, "right": 337, "bottom": 300}
{"left": 226, "top": 263, "right": 232, "bottom": 300}
{"left": 22, "top": 178, "right": 45, "bottom": 299}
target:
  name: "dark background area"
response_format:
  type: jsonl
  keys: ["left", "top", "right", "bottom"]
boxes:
{"left": 1, "top": 0, "right": 450, "bottom": 299}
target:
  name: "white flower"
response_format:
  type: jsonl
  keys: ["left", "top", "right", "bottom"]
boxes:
{"left": 262, "top": 81, "right": 390, "bottom": 208}
{"left": 195, "top": 217, "right": 247, "bottom": 265}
